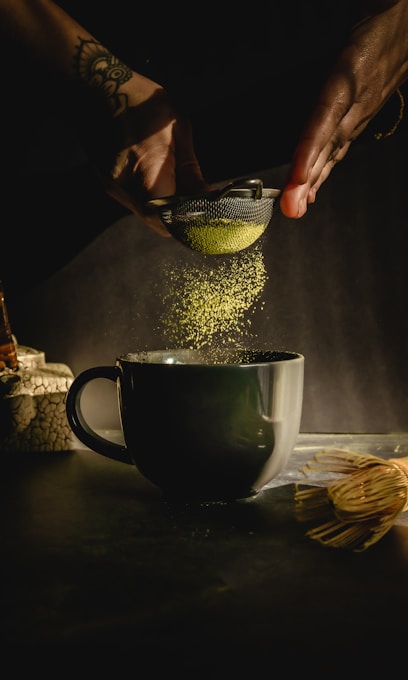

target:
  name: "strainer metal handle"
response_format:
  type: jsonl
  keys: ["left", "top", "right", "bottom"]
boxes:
{"left": 146, "top": 178, "right": 279, "bottom": 210}
{"left": 217, "top": 177, "right": 263, "bottom": 200}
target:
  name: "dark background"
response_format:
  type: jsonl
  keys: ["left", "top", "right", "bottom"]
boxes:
{"left": 1, "top": 2, "right": 407, "bottom": 433}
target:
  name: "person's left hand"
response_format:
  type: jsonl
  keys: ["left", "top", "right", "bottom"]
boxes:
{"left": 76, "top": 67, "right": 210, "bottom": 235}
{"left": 280, "top": 0, "right": 408, "bottom": 219}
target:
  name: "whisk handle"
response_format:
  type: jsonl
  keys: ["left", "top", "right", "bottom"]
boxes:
{"left": 389, "top": 456, "right": 408, "bottom": 475}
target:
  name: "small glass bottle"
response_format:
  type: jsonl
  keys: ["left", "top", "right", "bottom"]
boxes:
{"left": 0, "top": 280, "right": 18, "bottom": 370}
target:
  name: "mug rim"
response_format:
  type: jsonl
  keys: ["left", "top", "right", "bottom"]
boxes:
{"left": 117, "top": 349, "right": 304, "bottom": 367}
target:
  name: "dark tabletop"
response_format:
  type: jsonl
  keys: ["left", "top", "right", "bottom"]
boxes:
{"left": 2, "top": 433, "right": 408, "bottom": 673}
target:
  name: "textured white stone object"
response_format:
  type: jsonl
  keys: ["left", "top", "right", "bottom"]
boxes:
{"left": 0, "top": 344, "right": 76, "bottom": 452}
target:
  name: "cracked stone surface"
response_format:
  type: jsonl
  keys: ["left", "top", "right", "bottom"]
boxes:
{"left": 0, "top": 345, "right": 76, "bottom": 452}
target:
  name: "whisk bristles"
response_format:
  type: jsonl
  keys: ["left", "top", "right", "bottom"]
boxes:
{"left": 295, "top": 448, "right": 408, "bottom": 552}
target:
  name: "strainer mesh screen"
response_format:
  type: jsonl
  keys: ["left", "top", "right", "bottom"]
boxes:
{"left": 159, "top": 196, "right": 274, "bottom": 228}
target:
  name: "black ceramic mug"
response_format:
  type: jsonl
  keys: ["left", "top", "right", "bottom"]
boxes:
{"left": 66, "top": 348, "right": 304, "bottom": 502}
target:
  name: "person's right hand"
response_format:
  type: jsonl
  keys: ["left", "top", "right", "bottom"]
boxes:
{"left": 280, "top": 0, "right": 408, "bottom": 219}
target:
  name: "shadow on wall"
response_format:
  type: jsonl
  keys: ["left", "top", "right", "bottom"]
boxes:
{"left": 6, "top": 127, "right": 408, "bottom": 434}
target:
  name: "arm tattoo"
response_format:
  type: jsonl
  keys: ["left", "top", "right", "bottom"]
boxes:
{"left": 74, "top": 37, "right": 132, "bottom": 115}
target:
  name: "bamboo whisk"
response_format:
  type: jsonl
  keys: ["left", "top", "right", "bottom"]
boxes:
{"left": 294, "top": 449, "right": 408, "bottom": 552}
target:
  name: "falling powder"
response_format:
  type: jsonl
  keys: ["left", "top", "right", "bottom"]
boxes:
{"left": 158, "top": 241, "right": 268, "bottom": 351}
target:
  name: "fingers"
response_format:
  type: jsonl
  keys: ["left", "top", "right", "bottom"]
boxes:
{"left": 280, "top": 0, "right": 408, "bottom": 219}
{"left": 105, "top": 105, "right": 209, "bottom": 236}
{"left": 280, "top": 117, "right": 355, "bottom": 219}
{"left": 280, "top": 85, "right": 353, "bottom": 218}
{"left": 139, "top": 116, "right": 209, "bottom": 200}
{"left": 280, "top": 144, "right": 351, "bottom": 219}
{"left": 111, "top": 100, "right": 209, "bottom": 224}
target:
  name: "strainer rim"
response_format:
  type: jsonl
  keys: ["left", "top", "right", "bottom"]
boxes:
{"left": 147, "top": 186, "right": 281, "bottom": 210}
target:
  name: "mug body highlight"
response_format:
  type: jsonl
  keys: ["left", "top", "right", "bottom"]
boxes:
{"left": 66, "top": 349, "right": 304, "bottom": 502}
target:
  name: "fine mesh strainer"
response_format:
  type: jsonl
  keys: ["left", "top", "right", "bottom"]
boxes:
{"left": 146, "top": 178, "right": 281, "bottom": 255}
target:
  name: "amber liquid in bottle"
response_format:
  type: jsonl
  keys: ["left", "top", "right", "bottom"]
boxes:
{"left": 0, "top": 280, "right": 18, "bottom": 370}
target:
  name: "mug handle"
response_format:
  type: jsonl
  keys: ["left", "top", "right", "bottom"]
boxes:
{"left": 66, "top": 365, "right": 133, "bottom": 465}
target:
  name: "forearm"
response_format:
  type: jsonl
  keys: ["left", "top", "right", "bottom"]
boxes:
{"left": 0, "top": 0, "right": 95, "bottom": 79}
{"left": 0, "top": 0, "right": 151, "bottom": 121}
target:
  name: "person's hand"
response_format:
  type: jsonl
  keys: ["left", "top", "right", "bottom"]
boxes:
{"left": 0, "top": 0, "right": 210, "bottom": 237}
{"left": 280, "top": 0, "right": 408, "bottom": 219}
{"left": 74, "top": 63, "right": 210, "bottom": 236}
